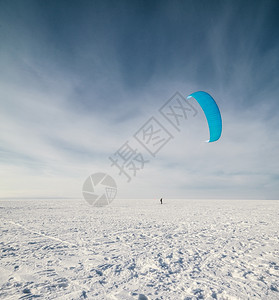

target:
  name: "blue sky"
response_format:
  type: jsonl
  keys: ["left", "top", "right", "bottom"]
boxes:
{"left": 1, "top": 0, "right": 279, "bottom": 199}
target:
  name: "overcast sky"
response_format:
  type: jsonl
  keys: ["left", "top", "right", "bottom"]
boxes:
{"left": 1, "top": 0, "right": 279, "bottom": 200}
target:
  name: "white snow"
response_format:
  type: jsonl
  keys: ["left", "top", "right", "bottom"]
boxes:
{"left": 0, "top": 199, "right": 279, "bottom": 299}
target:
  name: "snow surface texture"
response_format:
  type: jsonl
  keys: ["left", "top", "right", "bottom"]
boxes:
{"left": 0, "top": 199, "right": 279, "bottom": 299}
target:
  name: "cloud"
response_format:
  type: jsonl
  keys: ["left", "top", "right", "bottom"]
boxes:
{"left": 0, "top": 0, "right": 278, "bottom": 199}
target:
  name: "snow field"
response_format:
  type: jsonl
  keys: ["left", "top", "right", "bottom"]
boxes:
{"left": 0, "top": 199, "right": 279, "bottom": 299}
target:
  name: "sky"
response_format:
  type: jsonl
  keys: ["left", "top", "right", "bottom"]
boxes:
{"left": 0, "top": 0, "right": 279, "bottom": 200}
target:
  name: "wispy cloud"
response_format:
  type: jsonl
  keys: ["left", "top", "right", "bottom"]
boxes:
{"left": 0, "top": 0, "right": 278, "bottom": 199}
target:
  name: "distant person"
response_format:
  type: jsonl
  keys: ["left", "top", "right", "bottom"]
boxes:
{"left": 160, "top": 198, "right": 163, "bottom": 204}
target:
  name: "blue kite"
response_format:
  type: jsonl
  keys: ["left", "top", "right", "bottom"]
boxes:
{"left": 187, "top": 91, "right": 222, "bottom": 142}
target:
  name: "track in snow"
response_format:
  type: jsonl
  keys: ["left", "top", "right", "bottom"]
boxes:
{"left": 0, "top": 199, "right": 279, "bottom": 299}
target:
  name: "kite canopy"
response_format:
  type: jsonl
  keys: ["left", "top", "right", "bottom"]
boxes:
{"left": 187, "top": 91, "right": 222, "bottom": 142}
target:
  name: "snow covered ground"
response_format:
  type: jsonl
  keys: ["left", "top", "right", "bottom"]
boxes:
{"left": 0, "top": 199, "right": 279, "bottom": 299}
